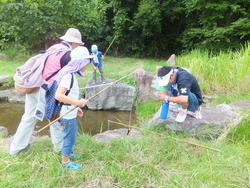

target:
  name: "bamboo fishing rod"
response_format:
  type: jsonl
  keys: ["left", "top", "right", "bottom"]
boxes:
{"left": 37, "top": 70, "right": 136, "bottom": 133}
{"left": 108, "top": 120, "right": 220, "bottom": 152}
{"left": 104, "top": 35, "right": 116, "bottom": 57}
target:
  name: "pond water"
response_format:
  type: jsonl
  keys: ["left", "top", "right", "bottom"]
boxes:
{"left": 0, "top": 102, "right": 137, "bottom": 136}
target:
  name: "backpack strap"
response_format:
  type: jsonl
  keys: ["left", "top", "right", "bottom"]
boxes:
{"left": 65, "top": 73, "right": 74, "bottom": 96}
{"left": 59, "top": 73, "right": 74, "bottom": 107}
{"left": 45, "top": 69, "right": 60, "bottom": 81}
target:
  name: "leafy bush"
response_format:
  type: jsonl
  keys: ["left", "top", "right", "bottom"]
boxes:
{"left": 1, "top": 44, "right": 27, "bottom": 60}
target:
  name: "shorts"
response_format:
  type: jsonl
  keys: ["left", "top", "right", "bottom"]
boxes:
{"left": 93, "top": 63, "right": 102, "bottom": 68}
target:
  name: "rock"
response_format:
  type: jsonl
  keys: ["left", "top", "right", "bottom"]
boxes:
{"left": 0, "top": 135, "right": 50, "bottom": 153}
{"left": 0, "top": 89, "right": 25, "bottom": 103}
{"left": 0, "top": 126, "right": 8, "bottom": 138}
{"left": 202, "top": 95, "right": 216, "bottom": 104}
{"left": 133, "top": 68, "right": 158, "bottom": 104}
{"left": 93, "top": 128, "right": 141, "bottom": 144}
{"left": 85, "top": 78, "right": 136, "bottom": 111}
{"left": 166, "top": 54, "right": 191, "bottom": 73}
{"left": 231, "top": 100, "right": 250, "bottom": 110}
{"left": 0, "top": 137, "right": 12, "bottom": 153}
{"left": 149, "top": 103, "right": 243, "bottom": 138}
{"left": 166, "top": 54, "right": 176, "bottom": 66}
{"left": 0, "top": 53, "right": 8, "bottom": 60}
{"left": 0, "top": 75, "right": 9, "bottom": 84}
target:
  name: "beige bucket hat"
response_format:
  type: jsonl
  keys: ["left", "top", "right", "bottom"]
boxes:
{"left": 60, "top": 28, "right": 84, "bottom": 44}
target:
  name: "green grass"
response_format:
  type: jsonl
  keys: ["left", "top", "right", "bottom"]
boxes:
{"left": 136, "top": 101, "right": 161, "bottom": 119}
{"left": 75, "top": 56, "right": 167, "bottom": 88}
{"left": 177, "top": 43, "right": 250, "bottom": 95}
{"left": 0, "top": 128, "right": 249, "bottom": 188}
{"left": 212, "top": 93, "right": 250, "bottom": 105}
{"left": 1, "top": 44, "right": 250, "bottom": 187}
{"left": 1, "top": 43, "right": 250, "bottom": 97}
{"left": 1, "top": 44, "right": 29, "bottom": 60}
{"left": 0, "top": 59, "right": 22, "bottom": 76}
{"left": 228, "top": 115, "right": 250, "bottom": 143}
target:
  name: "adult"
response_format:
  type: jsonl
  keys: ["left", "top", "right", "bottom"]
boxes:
{"left": 9, "top": 28, "right": 84, "bottom": 155}
{"left": 156, "top": 66, "right": 203, "bottom": 122}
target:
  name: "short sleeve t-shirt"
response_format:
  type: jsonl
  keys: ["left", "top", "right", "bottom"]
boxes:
{"left": 92, "top": 51, "right": 103, "bottom": 67}
{"left": 174, "top": 70, "right": 203, "bottom": 105}
{"left": 58, "top": 73, "right": 79, "bottom": 119}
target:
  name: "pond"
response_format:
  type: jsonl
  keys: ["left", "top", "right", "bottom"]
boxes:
{"left": 0, "top": 102, "right": 137, "bottom": 136}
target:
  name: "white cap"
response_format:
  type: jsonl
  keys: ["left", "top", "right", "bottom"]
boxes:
{"left": 157, "top": 69, "right": 173, "bottom": 86}
{"left": 60, "top": 28, "right": 84, "bottom": 44}
{"left": 91, "top": 44, "right": 98, "bottom": 52}
{"left": 71, "top": 46, "right": 93, "bottom": 60}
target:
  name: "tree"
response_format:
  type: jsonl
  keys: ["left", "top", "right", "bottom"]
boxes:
{"left": 0, "top": 0, "right": 249, "bottom": 56}
{"left": 181, "top": 0, "right": 250, "bottom": 50}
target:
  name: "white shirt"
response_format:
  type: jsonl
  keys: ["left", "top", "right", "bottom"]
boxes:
{"left": 58, "top": 73, "right": 79, "bottom": 119}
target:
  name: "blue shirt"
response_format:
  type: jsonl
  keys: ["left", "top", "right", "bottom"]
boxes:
{"left": 92, "top": 51, "right": 103, "bottom": 67}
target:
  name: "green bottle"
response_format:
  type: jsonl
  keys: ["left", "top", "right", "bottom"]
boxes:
{"left": 151, "top": 79, "right": 165, "bottom": 91}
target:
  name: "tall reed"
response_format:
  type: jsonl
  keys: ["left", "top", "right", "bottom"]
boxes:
{"left": 177, "top": 43, "right": 250, "bottom": 95}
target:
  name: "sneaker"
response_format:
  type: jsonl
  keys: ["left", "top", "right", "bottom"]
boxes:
{"left": 188, "top": 107, "right": 202, "bottom": 119}
{"left": 175, "top": 108, "right": 187, "bottom": 123}
{"left": 69, "top": 153, "right": 80, "bottom": 159}
{"left": 62, "top": 161, "right": 81, "bottom": 170}
{"left": 195, "top": 112, "right": 202, "bottom": 119}
{"left": 195, "top": 107, "right": 202, "bottom": 119}
{"left": 10, "top": 144, "right": 30, "bottom": 156}
{"left": 187, "top": 111, "right": 196, "bottom": 118}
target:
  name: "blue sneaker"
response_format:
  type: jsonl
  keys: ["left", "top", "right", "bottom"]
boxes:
{"left": 62, "top": 161, "right": 81, "bottom": 170}
{"left": 69, "top": 153, "right": 80, "bottom": 159}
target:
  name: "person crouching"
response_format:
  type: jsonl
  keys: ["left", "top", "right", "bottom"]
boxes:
{"left": 156, "top": 66, "right": 203, "bottom": 122}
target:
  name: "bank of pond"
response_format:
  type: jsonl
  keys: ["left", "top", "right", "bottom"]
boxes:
{"left": 0, "top": 102, "right": 137, "bottom": 136}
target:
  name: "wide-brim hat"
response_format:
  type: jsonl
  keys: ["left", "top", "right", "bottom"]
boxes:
{"left": 71, "top": 46, "right": 94, "bottom": 60}
{"left": 60, "top": 28, "right": 84, "bottom": 44}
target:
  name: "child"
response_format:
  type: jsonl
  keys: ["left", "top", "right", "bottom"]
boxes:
{"left": 55, "top": 46, "right": 92, "bottom": 170}
{"left": 91, "top": 44, "right": 105, "bottom": 83}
